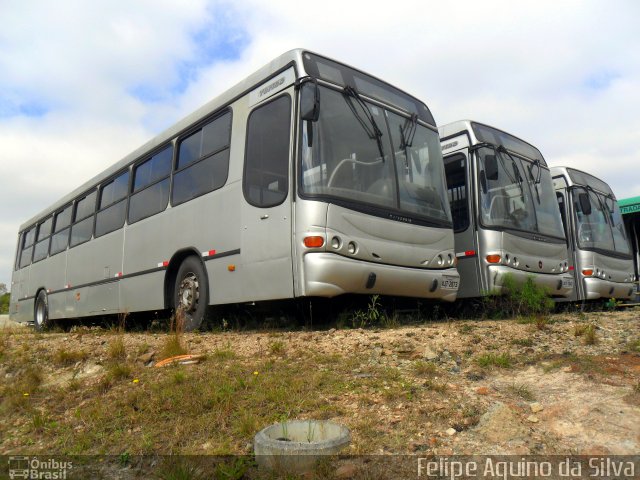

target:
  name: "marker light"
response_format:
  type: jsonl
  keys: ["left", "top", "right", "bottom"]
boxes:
{"left": 303, "top": 236, "right": 324, "bottom": 248}
{"left": 486, "top": 254, "right": 502, "bottom": 264}
{"left": 582, "top": 269, "right": 594, "bottom": 277}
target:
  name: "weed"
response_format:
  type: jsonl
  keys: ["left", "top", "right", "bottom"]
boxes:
{"left": 506, "top": 383, "right": 535, "bottom": 401}
{"left": 211, "top": 347, "right": 236, "bottom": 361}
{"left": 574, "top": 324, "right": 587, "bottom": 337}
{"left": 269, "top": 340, "right": 285, "bottom": 355}
{"left": 52, "top": 348, "right": 89, "bottom": 366}
{"left": 108, "top": 336, "right": 127, "bottom": 360}
{"left": 458, "top": 324, "right": 473, "bottom": 334}
{"left": 534, "top": 316, "right": 549, "bottom": 330}
{"left": 605, "top": 298, "right": 622, "bottom": 310}
{"left": 351, "top": 295, "right": 385, "bottom": 328}
{"left": 423, "top": 379, "right": 448, "bottom": 393}
{"left": 137, "top": 343, "right": 151, "bottom": 356}
{"left": 107, "top": 362, "right": 132, "bottom": 381}
{"left": 583, "top": 324, "right": 597, "bottom": 345}
{"left": 627, "top": 337, "right": 640, "bottom": 353}
{"left": 160, "top": 308, "right": 187, "bottom": 360}
{"left": 511, "top": 338, "right": 534, "bottom": 347}
{"left": 485, "top": 274, "right": 554, "bottom": 318}
{"left": 412, "top": 361, "right": 436, "bottom": 376}
{"left": 476, "top": 353, "right": 512, "bottom": 368}
{"left": 172, "top": 368, "right": 187, "bottom": 385}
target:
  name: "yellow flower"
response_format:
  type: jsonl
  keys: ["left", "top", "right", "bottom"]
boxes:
{"left": 253, "top": 371, "right": 259, "bottom": 376}
{"left": 132, "top": 379, "right": 139, "bottom": 384}
{"left": 23, "top": 393, "right": 29, "bottom": 397}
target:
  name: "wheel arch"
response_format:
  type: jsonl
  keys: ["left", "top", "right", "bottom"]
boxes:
{"left": 163, "top": 248, "right": 209, "bottom": 309}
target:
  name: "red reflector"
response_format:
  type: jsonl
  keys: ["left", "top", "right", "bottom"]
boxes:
{"left": 162, "top": 261, "right": 169, "bottom": 267}
{"left": 569, "top": 266, "right": 575, "bottom": 271}
{"left": 465, "top": 250, "right": 476, "bottom": 257}
{"left": 303, "top": 236, "right": 325, "bottom": 248}
{"left": 208, "top": 249, "right": 216, "bottom": 257}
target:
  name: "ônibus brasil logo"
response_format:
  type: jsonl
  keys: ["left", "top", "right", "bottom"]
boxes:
{"left": 8, "top": 457, "right": 72, "bottom": 479}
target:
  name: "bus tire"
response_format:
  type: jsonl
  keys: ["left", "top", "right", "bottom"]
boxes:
{"left": 174, "top": 256, "right": 209, "bottom": 331}
{"left": 34, "top": 290, "right": 50, "bottom": 331}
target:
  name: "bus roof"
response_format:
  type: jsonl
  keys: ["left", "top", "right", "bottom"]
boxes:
{"left": 550, "top": 166, "right": 614, "bottom": 196}
{"left": 20, "top": 49, "right": 434, "bottom": 231}
{"left": 438, "top": 120, "right": 546, "bottom": 165}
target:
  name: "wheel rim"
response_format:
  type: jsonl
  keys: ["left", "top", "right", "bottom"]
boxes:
{"left": 36, "top": 299, "right": 45, "bottom": 326}
{"left": 178, "top": 273, "right": 199, "bottom": 313}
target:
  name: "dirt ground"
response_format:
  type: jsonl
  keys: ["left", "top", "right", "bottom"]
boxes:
{"left": 1, "top": 307, "right": 639, "bottom": 463}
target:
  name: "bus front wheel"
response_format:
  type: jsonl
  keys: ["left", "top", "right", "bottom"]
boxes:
{"left": 34, "top": 290, "right": 50, "bottom": 331}
{"left": 174, "top": 256, "right": 209, "bottom": 331}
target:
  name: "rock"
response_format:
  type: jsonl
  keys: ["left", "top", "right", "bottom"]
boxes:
{"left": 423, "top": 346, "right": 438, "bottom": 360}
{"left": 138, "top": 351, "right": 155, "bottom": 364}
{"left": 530, "top": 402, "right": 543, "bottom": 413}
{"left": 394, "top": 341, "right": 415, "bottom": 354}
{"left": 335, "top": 462, "right": 358, "bottom": 479}
{"left": 446, "top": 427, "right": 457, "bottom": 436}
{"left": 476, "top": 387, "right": 490, "bottom": 395}
{"left": 527, "top": 415, "right": 539, "bottom": 423}
{"left": 466, "top": 371, "right": 485, "bottom": 381}
{"left": 475, "top": 403, "right": 528, "bottom": 443}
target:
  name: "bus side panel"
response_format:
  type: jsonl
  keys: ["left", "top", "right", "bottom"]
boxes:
{"left": 120, "top": 186, "right": 242, "bottom": 311}
{"left": 65, "top": 232, "right": 122, "bottom": 317}
{"left": 30, "top": 253, "right": 68, "bottom": 319}
{"left": 13, "top": 266, "right": 32, "bottom": 323}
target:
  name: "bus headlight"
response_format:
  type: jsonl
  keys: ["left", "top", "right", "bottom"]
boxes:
{"left": 347, "top": 241, "right": 357, "bottom": 255}
{"left": 447, "top": 254, "right": 454, "bottom": 266}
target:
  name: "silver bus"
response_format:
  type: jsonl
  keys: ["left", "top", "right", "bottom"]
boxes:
{"left": 551, "top": 167, "right": 635, "bottom": 301}
{"left": 9, "top": 49, "right": 459, "bottom": 330}
{"left": 439, "top": 120, "right": 574, "bottom": 298}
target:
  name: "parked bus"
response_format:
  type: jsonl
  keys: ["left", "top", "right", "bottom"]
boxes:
{"left": 551, "top": 167, "right": 635, "bottom": 301}
{"left": 10, "top": 49, "right": 459, "bottom": 331}
{"left": 439, "top": 120, "right": 574, "bottom": 298}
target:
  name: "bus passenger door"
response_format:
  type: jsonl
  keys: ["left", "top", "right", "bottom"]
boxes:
{"left": 444, "top": 152, "right": 481, "bottom": 298}
{"left": 240, "top": 92, "right": 294, "bottom": 301}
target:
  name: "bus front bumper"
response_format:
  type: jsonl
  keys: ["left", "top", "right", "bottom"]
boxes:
{"left": 302, "top": 252, "right": 459, "bottom": 301}
{"left": 583, "top": 277, "right": 635, "bottom": 300}
{"left": 488, "top": 265, "right": 574, "bottom": 298}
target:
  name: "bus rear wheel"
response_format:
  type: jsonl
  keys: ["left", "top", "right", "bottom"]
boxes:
{"left": 34, "top": 290, "right": 50, "bottom": 331}
{"left": 174, "top": 256, "right": 209, "bottom": 332}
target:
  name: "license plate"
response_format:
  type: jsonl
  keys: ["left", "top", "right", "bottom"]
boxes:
{"left": 441, "top": 276, "right": 459, "bottom": 290}
{"left": 562, "top": 277, "right": 574, "bottom": 289}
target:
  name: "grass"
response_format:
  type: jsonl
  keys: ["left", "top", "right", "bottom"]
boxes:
{"left": 108, "top": 336, "right": 127, "bottom": 360}
{"left": 269, "top": 340, "right": 285, "bottom": 355}
{"left": 506, "top": 383, "right": 535, "bottom": 401}
{"left": 412, "top": 360, "right": 436, "bottom": 376}
{"left": 627, "top": 337, "right": 640, "bottom": 353}
{"left": 160, "top": 308, "right": 188, "bottom": 360}
{"left": 511, "top": 337, "right": 534, "bottom": 347}
{"left": 52, "top": 348, "right": 89, "bottom": 366}
{"left": 583, "top": 324, "right": 597, "bottom": 345}
{"left": 476, "top": 352, "right": 512, "bottom": 369}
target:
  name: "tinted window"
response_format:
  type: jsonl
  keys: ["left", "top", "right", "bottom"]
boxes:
{"left": 129, "top": 178, "right": 170, "bottom": 224}
{"left": 70, "top": 217, "right": 94, "bottom": 247}
{"left": 173, "top": 151, "right": 229, "bottom": 206}
{"left": 100, "top": 171, "right": 129, "bottom": 208}
{"left": 177, "top": 112, "right": 231, "bottom": 169}
{"left": 95, "top": 201, "right": 127, "bottom": 237}
{"left": 33, "top": 239, "right": 49, "bottom": 263}
{"left": 172, "top": 112, "right": 232, "bottom": 206}
{"left": 243, "top": 96, "right": 291, "bottom": 207}
{"left": 75, "top": 191, "right": 97, "bottom": 221}
{"left": 23, "top": 227, "right": 35, "bottom": 247}
{"left": 445, "top": 154, "right": 469, "bottom": 232}
{"left": 19, "top": 246, "right": 33, "bottom": 268}
{"left": 36, "top": 218, "right": 52, "bottom": 241}
{"left": 19, "top": 228, "right": 35, "bottom": 268}
{"left": 50, "top": 229, "right": 69, "bottom": 255}
{"left": 133, "top": 146, "right": 172, "bottom": 191}
{"left": 54, "top": 206, "right": 72, "bottom": 232}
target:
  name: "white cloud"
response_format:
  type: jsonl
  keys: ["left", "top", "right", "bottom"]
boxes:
{"left": 1, "top": 0, "right": 640, "bottom": 288}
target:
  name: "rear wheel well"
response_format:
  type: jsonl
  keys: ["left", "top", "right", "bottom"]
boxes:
{"left": 163, "top": 248, "right": 207, "bottom": 309}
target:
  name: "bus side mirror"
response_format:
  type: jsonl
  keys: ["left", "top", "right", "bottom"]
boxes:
{"left": 578, "top": 192, "right": 592, "bottom": 215}
{"left": 300, "top": 80, "right": 320, "bottom": 121}
{"left": 484, "top": 155, "right": 499, "bottom": 181}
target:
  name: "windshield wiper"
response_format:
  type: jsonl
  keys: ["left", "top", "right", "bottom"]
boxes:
{"left": 496, "top": 145, "right": 525, "bottom": 199}
{"left": 343, "top": 85, "right": 385, "bottom": 161}
{"left": 400, "top": 113, "right": 419, "bottom": 172}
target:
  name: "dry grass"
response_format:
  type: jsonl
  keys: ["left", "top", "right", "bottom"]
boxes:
{"left": 160, "top": 308, "right": 188, "bottom": 360}
{"left": 52, "top": 348, "right": 89, "bottom": 366}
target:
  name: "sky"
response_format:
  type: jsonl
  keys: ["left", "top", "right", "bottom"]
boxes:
{"left": 1, "top": 0, "right": 639, "bottom": 289}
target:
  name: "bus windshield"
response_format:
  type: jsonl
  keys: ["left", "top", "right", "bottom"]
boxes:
{"left": 300, "top": 85, "right": 451, "bottom": 225}
{"left": 477, "top": 146, "right": 565, "bottom": 238}
{"left": 572, "top": 187, "right": 631, "bottom": 255}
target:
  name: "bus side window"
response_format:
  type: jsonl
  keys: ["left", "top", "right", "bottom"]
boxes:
{"left": 129, "top": 146, "right": 172, "bottom": 224}
{"left": 444, "top": 154, "right": 469, "bottom": 232}
{"left": 19, "top": 227, "right": 36, "bottom": 268}
{"left": 172, "top": 110, "right": 232, "bottom": 206}
{"left": 243, "top": 95, "right": 292, "bottom": 208}
{"left": 556, "top": 192, "right": 568, "bottom": 243}
{"left": 96, "top": 170, "right": 129, "bottom": 237}
{"left": 50, "top": 205, "right": 72, "bottom": 255}
{"left": 70, "top": 190, "right": 97, "bottom": 247}
{"left": 33, "top": 217, "right": 53, "bottom": 262}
